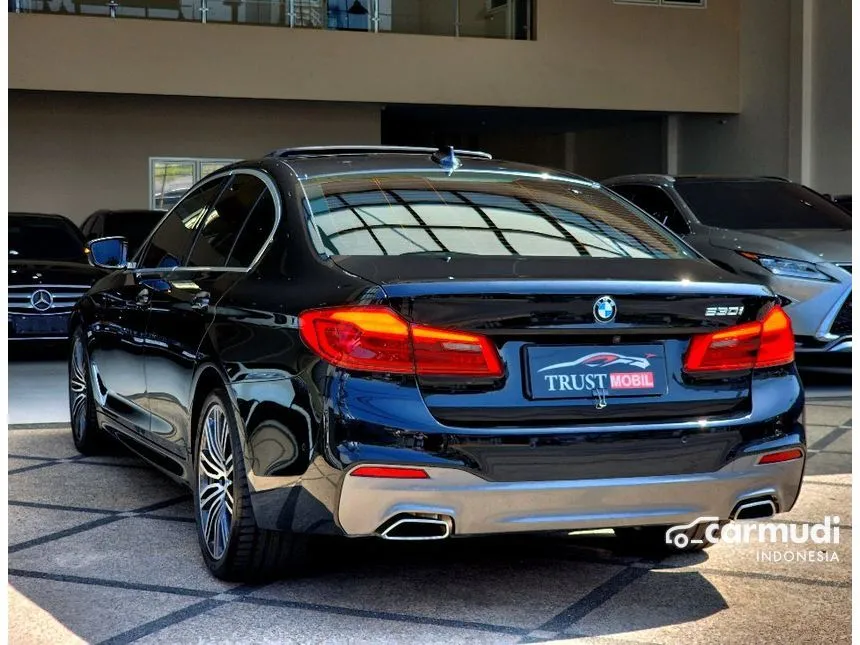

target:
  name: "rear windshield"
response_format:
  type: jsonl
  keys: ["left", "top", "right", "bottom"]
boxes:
{"left": 675, "top": 180, "right": 852, "bottom": 230}
{"left": 9, "top": 217, "right": 86, "bottom": 262}
{"left": 301, "top": 172, "right": 694, "bottom": 259}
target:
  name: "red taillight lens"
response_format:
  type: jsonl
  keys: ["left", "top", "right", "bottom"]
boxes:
{"left": 350, "top": 466, "right": 429, "bottom": 479}
{"left": 684, "top": 305, "right": 795, "bottom": 373}
{"left": 757, "top": 448, "right": 804, "bottom": 465}
{"left": 755, "top": 305, "right": 795, "bottom": 368}
{"left": 298, "top": 306, "right": 503, "bottom": 378}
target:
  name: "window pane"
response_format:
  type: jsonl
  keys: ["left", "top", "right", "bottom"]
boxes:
{"left": 187, "top": 174, "right": 267, "bottom": 267}
{"left": 151, "top": 160, "right": 194, "bottom": 210}
{"left": 9, "top": 216, "right": 86, "bottom": 263}
{"left": 226, "top": 189, "right": 277, "bottom": 267}
{"left": 302, "top": 173, "right": 693, "bottom": 259}
{"left": 139, "top": 178, "right": 226, "bottom": 269}
{"left": 674, "top": 180, "right": 853, "bottom": 230}
{"left": 200, "top": 160, "right": 234, "bottom": 178}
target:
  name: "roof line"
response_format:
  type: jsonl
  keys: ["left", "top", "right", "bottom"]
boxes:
{"left": 265, "top": 145, "right": 493, "bottom": 160}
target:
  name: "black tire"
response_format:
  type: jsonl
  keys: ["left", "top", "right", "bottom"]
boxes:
{"left": 614, "top": 521, "right": 722, "bottom": 556}
{"left": 68, "top": 327, "right": 110, "bottom": 455}
{"left": 193, "top": 388, "right": 307, "bottom": 582}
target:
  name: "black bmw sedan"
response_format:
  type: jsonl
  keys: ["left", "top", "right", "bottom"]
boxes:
{"left": 9, "top": 212, "right": 105, "bottom": 343}
{"left": 71, "top": 146, "right": 806, "bottom": 581}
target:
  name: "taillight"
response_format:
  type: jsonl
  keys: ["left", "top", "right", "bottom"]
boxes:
{"left": 298, "top": 306, "right": 503, "bottom": 378}
{"left": 684, "top": 305, "right": 795, "bottom": 373}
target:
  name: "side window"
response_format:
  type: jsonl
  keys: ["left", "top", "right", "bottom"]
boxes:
{"left": 82, "top": 215, "right": 99, "bottom": 239}
{"left": 138, "top": 178, "right": 227, "bottom": 270}
{"left": 227, "top": 190, "right": 277, "bottom": 267}
{"left": 186, "top": 173, "right": 268, "bottom": 268}
{"left": 613, "top": 185, "right": 690, "bottom": 235}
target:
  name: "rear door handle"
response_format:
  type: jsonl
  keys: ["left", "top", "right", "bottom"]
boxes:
{"left": 190, "top": 291, "right": 210, "bottom": 311}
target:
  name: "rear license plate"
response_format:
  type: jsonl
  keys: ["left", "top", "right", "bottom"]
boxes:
{"left": 524, "top": 344, "right": 668, "bottom": 400}
{"left": 11, "top": 314, "right": 69, "bottom": 336}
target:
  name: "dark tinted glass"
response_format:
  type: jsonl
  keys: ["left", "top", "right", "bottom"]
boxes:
{"left": 139, "top": 179, "right": 226, "bottom": 269}
{"left": 186, "top": 174, "right": 268, "bottom": 268}
{"left": 675, "top": 180, "right": 852, "bottom": 230}
{"left": 80, "top": 214, "right": 100, "bottom": 238}
{"left": 9, "top": 216, "right": 87, "bottom": 262}
{"left": 302, "top": 172, "right": 692, "bottom": 259}
{"left": 612, "top": 185, "right": 690, "bottom": 234}
{"left": 227, "top": 190, "right": 276, "bottom": 267}
{"left": 102, "top": 211, "right": 165, "bottom": 252}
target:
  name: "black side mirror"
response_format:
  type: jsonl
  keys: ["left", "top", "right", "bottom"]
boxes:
{"left": 87, "top": 236, "right": 129, "bottom": 269}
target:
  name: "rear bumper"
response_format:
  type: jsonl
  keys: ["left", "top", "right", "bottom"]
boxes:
{"left": 336, "top": 440, "right": 805, "bottom": 536}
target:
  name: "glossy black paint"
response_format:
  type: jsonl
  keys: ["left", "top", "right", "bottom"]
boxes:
{"left": 72, "top": 151, "right": 805, "bottom": 536}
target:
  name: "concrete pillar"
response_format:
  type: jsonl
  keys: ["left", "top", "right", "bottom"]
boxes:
{"left": 664, "top": 114, "right": 680, "bottom": 176}
{"left": 787, "top": 0, "right": 813, "bottom": 185}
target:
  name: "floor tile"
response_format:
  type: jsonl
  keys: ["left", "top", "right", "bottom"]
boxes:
{"left": 9, "top": 575, "right": 203, "bottom": 644}
{"left": 10, "top": 517, "right": 238, "bottom": 593}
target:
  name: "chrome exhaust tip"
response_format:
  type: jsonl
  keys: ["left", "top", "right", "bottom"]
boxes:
{"left": 732, "top": 498, "right": 777, "bottom": 520}
{"left": 379, "top": 517, "right": 452, "bottom": 541}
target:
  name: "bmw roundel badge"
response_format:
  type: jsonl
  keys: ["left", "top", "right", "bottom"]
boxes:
{"left": 593, "top": 296, "right": 617, "bottom": 323}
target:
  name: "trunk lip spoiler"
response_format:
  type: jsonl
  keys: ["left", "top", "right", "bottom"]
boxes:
{"left": 379, "top": 280, "right": 774, "bottom": 298}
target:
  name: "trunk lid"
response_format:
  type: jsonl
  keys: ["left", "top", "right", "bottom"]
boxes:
{"left": 334, "top": 256, "right": 776, "bottom": 427}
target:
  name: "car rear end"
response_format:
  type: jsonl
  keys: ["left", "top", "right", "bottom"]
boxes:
{"left": 290, "top": 156, "right": 806, "bottom": 540}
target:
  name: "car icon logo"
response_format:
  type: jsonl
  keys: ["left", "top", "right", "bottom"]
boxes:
{"left": 30, "top": 289, "right": 54, "bottom": 312}
{"left": 593, "top": 296, "right": 617, "bottom": 323}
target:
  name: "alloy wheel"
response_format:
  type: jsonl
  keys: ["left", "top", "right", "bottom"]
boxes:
{"left": 69, "top": 335, "right": 89, "bottom": 442}
{"left": 198, "top": 403, "right": 235, "bottom": 560}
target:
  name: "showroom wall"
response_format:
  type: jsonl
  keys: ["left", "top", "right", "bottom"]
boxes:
{"left": 679, "top": 0, "right": 851, "bottom": 194}
{"left": 8, "top": 0, "right": 741, "bottom": 113}
{"left": 8, "top": 91, "right": 381, "bottom": 222}
{"left": 809, "top": 0, "right": 851, "bottom": 194}
{"left": 679, "top": 0, "right": 792, "bottom": 178}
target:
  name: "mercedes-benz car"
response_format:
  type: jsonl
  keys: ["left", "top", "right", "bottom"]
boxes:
{"left": 603, "top": 175, "right": 851, "bottom": 355}
{"left": 9, "top": 212, "right": 105, "bottom": 343}
{"left": 70, "top": 147, "right": 805, "bottom": 581}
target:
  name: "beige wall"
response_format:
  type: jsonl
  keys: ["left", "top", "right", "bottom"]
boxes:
{"left": 810, "top": 0, "right": 851, "bottom": 194}
{"left": 679, "top": 0, "right": 792, "bottom": 177}
{"left": 9, "top": 91, "right": 381, "bottom": 223}
{"left": 679, "top": 0, "right": 851, "bottom": 195}
{"left": 9, "top": 0, "right": 741, "bottom": 113}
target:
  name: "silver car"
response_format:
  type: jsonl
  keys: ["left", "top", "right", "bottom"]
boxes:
{"left": 603, "top": 175, "right": 851, "bottom": 355}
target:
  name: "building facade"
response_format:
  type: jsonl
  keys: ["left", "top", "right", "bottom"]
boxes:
{"left": 8, "top": 0, "right": 850, "bottom": 223}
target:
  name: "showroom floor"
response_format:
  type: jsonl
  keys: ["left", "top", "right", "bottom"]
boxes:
{"left": 7, "top": 357, "right": 852, "bottom": 644}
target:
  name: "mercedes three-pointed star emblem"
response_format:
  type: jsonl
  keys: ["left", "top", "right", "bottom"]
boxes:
{"left": 30, "top": 289, "right": 54, "bottom": 312}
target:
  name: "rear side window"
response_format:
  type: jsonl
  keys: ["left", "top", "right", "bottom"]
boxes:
{"left": 227, "top": 190, "right": 277, "bottom": 267}
{"left": 138, "top": 178, "right": 226, "bottom": 269}
{"left": 301, "top": 172, "right": 693, "bottom": 259}
{"left": 186, "top": 174, "right": 271, "bottom": 268}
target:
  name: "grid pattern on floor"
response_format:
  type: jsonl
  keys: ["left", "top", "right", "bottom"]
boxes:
{"left": 8, "top": 401, "right": 852, "bottom": 645}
